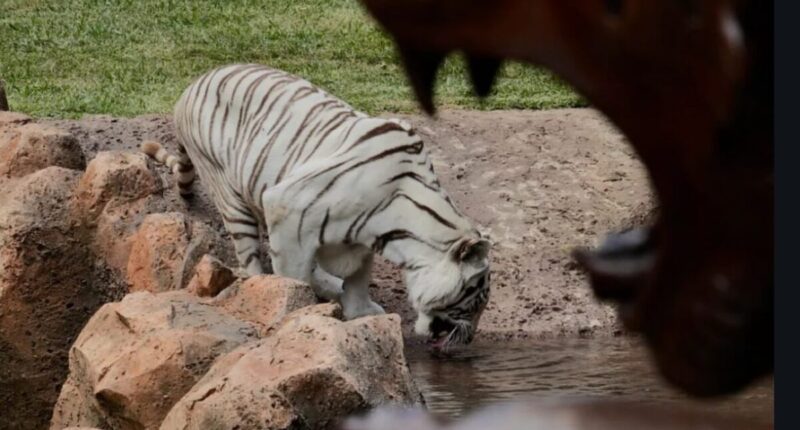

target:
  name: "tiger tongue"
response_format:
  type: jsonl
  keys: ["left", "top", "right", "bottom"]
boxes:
{"left": 427, "top": 333, "right": 449, "bottom": 351}
{"left": 428, "top": 336, "right": 447, "bottom": 352}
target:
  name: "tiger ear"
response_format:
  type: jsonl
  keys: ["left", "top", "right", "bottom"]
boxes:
{"left": 452, "top": 238, "right": 491, "bottom": 265}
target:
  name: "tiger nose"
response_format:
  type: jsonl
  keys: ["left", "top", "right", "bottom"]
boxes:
{"left": 430, "top": 316, "right": 455, "bottom": 336}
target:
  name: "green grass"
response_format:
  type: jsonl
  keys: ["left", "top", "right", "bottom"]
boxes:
{"left": 0, "top": 0, "right": 584, "bottom": 119}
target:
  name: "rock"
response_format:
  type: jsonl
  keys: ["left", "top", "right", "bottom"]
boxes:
{"left": 0, "top": 111, "right": 31, "bottom": 129}
{"left": 67, "top": 151, "right": 178, "bottom": 276}
{"left": 74, "top": 151, "right": 222, "bottom": 285}
{"left": 124, "top": 212, "right": 229, "bottom": 294}
{"left": 50, "top": 376, "right": 105, "bottom": 430}
{"left": 177, "top": 221, "right": 232, "bottom": 291}
{"left": 92, "top": 194, "right": 172, "bottom": 274}
{"left": 186, "top": 254, "right": 236, "bottom": 297}
{"left": 72, "top": 151, "right": 161, "bottom": 222}
{"left": 56, "top": 291, "right": 260, "bottom": 430}
{"left": 126, "top": 212, "right": 190, "bottom": 293}
{"left": 0, "top": 167, "right": 125, "bottom": 430}
{"left": 214, "top": 275, "right": 318, "bottom": 334}
{"left": 0, "top": 123, "right": 86, "bottom": 179}
{"left": 283, "top": 302, "right": 344, "bottom": 324}
{"left": 266, "top": 302, "right": 345, "bottom": 337}
{"left": 161, "top": 314, "right": 423, "bottom": 430}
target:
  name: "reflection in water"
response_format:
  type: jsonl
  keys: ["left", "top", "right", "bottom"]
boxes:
{"left": 405, "top": 337, "right": 773, "bottom": 427}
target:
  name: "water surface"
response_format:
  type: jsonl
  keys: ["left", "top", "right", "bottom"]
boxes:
{"left": 405, "top": 337, "right": 773, "bottom": 427}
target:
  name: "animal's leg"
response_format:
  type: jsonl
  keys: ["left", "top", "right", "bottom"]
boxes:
{"left": 268, "top": 233, "right": 316, "bottom": 286}
{"left": 270, "top": 253, "right": 316, "bottom": 295}
{"left": 270, "top": 239, "right": 344, "bottom": 300}
{"left": 222, "top": 204, "right": 264, "bottom": 277}
{"left": 339, "top": 254, "right": 385, "bottom": 320}
{"left": 312, "top": 265, "right": 344, "bottom": 301}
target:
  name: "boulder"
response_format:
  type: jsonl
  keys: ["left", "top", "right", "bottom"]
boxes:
{"left": 0, "top": 123, "right": 86, "bottom": 179}
{"left": 0, "top": 111, "right": 32, "bottom": 129}
{"left": 281, "top": 303, "right": 344, "bottom": 325}
{"left": 64, "top": 151, "right": 167, "bottom": 275}
{"left": 124, "top": 213, "right": 229, "bottom": 294}
{"left": 0, "top": 167, "right": 125, "bottom": 430}
{"left": 177, "top": 221, "right": 232, "bottom": 290}
{"left": 54, "top": 291, "right": 260, "bottom": 430}
{"left": 92, "top": 195, "right": 172, "bottom": 274}
{"left": 161, "top": 314, "right": 423, "bottom": 430}
{"left": 50, "top": 376, "right": 106, "bottom": 430}
{"left": 72, "top": 151, "right": 161, "bottom": 222}
{"left": 186, "top": 254, "right": 236, "bottom": 297}
{"left": 213, "top": 275, "right": 318, "bottom": 335}
{"left": 125, "top": 212, "right": 191, "bottom": 293}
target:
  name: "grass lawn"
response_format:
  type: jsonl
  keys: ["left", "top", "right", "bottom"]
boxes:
{"left": 0, "top": 0, "right": 584, "bottom": 119}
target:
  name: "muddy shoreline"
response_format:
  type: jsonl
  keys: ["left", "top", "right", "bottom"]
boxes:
{"left": 41, "top": 108, "right": 654, "bottom": 341}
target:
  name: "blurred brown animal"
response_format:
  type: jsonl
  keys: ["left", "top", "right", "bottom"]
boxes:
{"left": 0, "top": 80, "right": 9, "bottom": 111}
{"left": 358, "top": 0, "right": 773, "bottom": 397}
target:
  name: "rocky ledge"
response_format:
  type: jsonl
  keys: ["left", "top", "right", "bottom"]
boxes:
{"left": 0, "top": 112, "right": 422, "bottom": 429}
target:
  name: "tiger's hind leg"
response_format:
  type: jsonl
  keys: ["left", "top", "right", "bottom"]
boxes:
{"left": 265, "top": 218, "right": 347, "bottom": 302}
{"left": 220, "top": 199, "right": 265, "bottom": 277}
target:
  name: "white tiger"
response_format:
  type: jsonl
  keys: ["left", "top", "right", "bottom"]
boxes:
{"left": 142, "top": 64, "right": 491, "bottom": 348}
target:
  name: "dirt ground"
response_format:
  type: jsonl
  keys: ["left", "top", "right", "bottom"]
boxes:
{"left": 42, "top": 108, "right": 654, "bottom": 343}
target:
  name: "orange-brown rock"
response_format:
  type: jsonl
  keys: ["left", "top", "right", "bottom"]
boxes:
{"left": 280, "top": 302, "right": 344, "bottom": 326}
{"left": 0, "top": 167, "right": 126, "bottom": 430}
{"left": 50, "top": 376, "right": 106, "bottom": 430}
{"left": 186, "top": 254, "right": 236, "bottom": 297}
{"left": 124, "top": 213, "right": 229, "bottom": 294}
{"left": 66, "top": 150, "right": 192, "bottom": 278}
{"left": 92, "top": 195, "right": 170, "bottom": 274}
{"left": 0, "top": 111, "right": 32, "bottom": 129}
{"left": 54, "top": 291, "right": 260, "bottom": 430}
{"left": 161, "top": 314, "right": 423, "bottom": 430}
{"left": 0, "top": 123, "right": 86, "bottom": 179}
{"left": 125, "top": 212, "right": 190, "bottom": 293}
{"left": 0, "top": 112, "right": 31, "bottom": 156}
{"left": 72, "top": 151, "right": 161, "bottom": 222}
{"left": 264, "top": 302, "right": 345, "bottom": 338}
{"left": 213, "top": 274, "right": 318, "bottom": 334}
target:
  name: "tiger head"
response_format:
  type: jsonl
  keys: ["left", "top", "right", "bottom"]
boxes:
{"left": 406, "top": 236, "right": 491, "bottom": 351}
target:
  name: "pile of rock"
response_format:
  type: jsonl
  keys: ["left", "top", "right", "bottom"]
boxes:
{"left": 0, "top": 112, "right": 126, "bottom": 428}
{"left": 52, "top": 276, "right": 422, "bottom": 430}
{"left": 0, "top": 112, "right": 423, "bottom": 429}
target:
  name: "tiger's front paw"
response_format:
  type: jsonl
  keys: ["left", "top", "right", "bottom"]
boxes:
{"left": 342, "top": 300, "right": 386, "bottom": 321}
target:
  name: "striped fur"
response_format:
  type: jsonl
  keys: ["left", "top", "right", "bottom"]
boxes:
{"left": 146, "top": 64, "right": 491, "bottom": 346}
{"left": 141, "top": 140, "right": 195, "bottom": 195}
